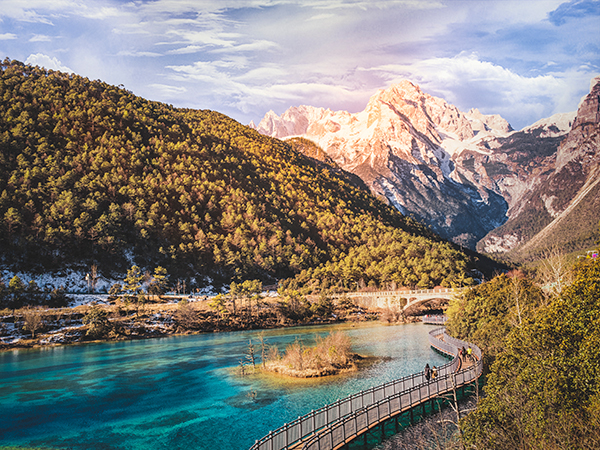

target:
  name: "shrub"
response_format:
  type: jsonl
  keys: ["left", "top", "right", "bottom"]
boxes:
{"left": 82, "top": 304, "right": 111, "bottom": 339}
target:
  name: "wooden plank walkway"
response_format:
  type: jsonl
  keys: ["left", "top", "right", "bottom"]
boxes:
{"left": 250, "top": 327, "right": 483, "bottom": 450}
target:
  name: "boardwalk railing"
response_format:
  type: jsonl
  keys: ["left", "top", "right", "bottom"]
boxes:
{"left": 250, "top": 328, "right": 482, "bottom": 450}
{"left": 422, "top": 315, "right": 448, "bottom": 325}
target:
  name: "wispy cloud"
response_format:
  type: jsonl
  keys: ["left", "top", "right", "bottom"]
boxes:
{"left": 165, "top": 29, "right": 241, "bottom": 48}
{"left": 0, "top": 0, "right": 597, "bottom": 129}
{"left": 210, "top": 40, "right": 280, "bottom": 54}
{"left": 78, "top": 5, "right": 121, "bottom": 20}
{"left": 117, "top": 50, "right": 163, "bottom": 58}
{"left": 306, "top": 0, "right": 444, "bottom": 10}
{"left": 148, "top": 83, "right": 188, "bottom": 96}
{"left": 29, "top": 34, "right": 52, "bottom": 42}
{"left": 0, "top": 1, "right": 54, "bottom": 24}
{"left": 307, "top": 13, "right": 336, "bottom": 21}
{"left": 168, "top": 45, "right": 205, "bottom": 55}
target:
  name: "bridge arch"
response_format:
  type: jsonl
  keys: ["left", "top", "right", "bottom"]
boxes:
{"left": 331, "top": 288, "right": 465, "bottom": 312}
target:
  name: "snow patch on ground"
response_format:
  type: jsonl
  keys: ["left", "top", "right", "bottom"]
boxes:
{"left": 0, "top": 268, "right": 119, "bottom": 293}
{"left": 521, "top": 111, "right": 576, "bottom": 136}
{"left": 68, "top": 294, "right": 111, "bottom": 307}
{"left": 0, "top": 270, "right": 225, "bottom": 298}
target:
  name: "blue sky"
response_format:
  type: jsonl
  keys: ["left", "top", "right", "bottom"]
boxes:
{"left": 0, "top": 0, "right": 598, "bottom": 130}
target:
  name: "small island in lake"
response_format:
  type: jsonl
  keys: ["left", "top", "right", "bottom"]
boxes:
{"left": 260, "top": 331, "right": 371, "bottom": 378}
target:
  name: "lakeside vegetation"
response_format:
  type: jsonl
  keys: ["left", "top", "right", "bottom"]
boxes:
{"left": 446, "top": 248, "right": 600, "bottom": 449}
{"left": 0, "top": 298, "right": 357, "bottom": 351}
{"left": 0, "top": 267, "right": 387, "bottom": 351}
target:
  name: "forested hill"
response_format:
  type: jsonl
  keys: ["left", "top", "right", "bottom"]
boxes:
{"left": 0, "top": 59, "right": 496, "bottom": 288}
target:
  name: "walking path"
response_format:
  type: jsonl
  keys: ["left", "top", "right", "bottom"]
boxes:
{"left": 250, "top": 327, "right": 483, "bottom": 450}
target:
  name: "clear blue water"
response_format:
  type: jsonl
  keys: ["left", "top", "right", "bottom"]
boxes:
{"left": 0, "top": 322, "right": 446, "bottom": 450}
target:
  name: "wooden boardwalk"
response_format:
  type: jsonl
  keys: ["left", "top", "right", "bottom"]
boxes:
{"left": 250, "top": 328, "right": 482, "bottom": 450}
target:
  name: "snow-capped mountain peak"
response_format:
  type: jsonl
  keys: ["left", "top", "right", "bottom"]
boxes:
{"left": 251, "top": 80, "right": 577, "bottom": 249}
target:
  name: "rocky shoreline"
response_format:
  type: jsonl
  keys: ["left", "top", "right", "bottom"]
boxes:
{"left": 0, "top": 300, "right": 395, "bottom": 353}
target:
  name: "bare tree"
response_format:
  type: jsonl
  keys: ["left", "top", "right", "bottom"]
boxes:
{"left": 258, "top": 332, "right": 268, "bottom": 369}
{"left": 22, "top": 306, "right": 44, "bottom": 339}
{"left": 122, "top": 202, "right": 136, "bottom": 221}
{"left": 510, "top": 274, "right": 524, "bottom": 328}
{"left": 246, "top": 339, "right": 256, "bottom": 369}
{"left": 90, "top": 264, "right": 99, "bottom": 293}
{"left": 174, "top": 299, "right": 197, "bottom": 330}
{"left": 538, "top": 247, "right": 573, "bottom": 301}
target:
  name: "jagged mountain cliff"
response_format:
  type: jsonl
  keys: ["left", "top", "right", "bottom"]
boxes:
{"left": 252, "top": 81, "right": 575, "bottom": 249}
{"left": 479, "top": 76, "right": 600, "bottom": 260}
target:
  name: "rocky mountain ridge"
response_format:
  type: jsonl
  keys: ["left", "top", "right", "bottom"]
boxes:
{"left": 251, "top": 80, "right": 578, "bottom": 251}
{"left": 480, "top": 76, "right": 600, "bottom": 260}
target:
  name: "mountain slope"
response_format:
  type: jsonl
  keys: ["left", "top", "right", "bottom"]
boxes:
{"left": 253, "top": 82, "right": 537, "bottom": 248}
{"left": 252, "top": 81, "right": 579, "bottom": 252}
{"left": 0, "top": 59, "right": 495, "bottom": 288}
{"left": 480, "top": 76, "right": 600, "bottom": 261}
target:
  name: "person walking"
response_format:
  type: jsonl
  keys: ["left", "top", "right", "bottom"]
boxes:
{"left": 467, "top": 346, "right": 473, "bottom": 362}
{"left": 424, "top": 363, "right": 431, "bottom": 381}
{"left": 432, "top": 366, "right": 437, "bottom": 379}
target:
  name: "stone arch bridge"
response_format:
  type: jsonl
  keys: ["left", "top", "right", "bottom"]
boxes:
{"left": 331, "top": 288, "right": 466, "bottom": 311}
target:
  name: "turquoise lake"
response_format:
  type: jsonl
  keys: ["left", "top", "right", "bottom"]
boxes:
{"left": 0, "top": 322, "right": 447, "bottom": 449}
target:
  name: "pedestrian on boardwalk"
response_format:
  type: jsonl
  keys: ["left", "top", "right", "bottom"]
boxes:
{"left": 432, "top": 366, "right": 437, "bottom": 379}
{"left": 460, "top": 346, "right": 466, "bottom": 362}
{"left": 467, "top": 346, "right": 472, "bottom": 362}
{"left": 424, "top": 363, "right": 431, "bottom": 381}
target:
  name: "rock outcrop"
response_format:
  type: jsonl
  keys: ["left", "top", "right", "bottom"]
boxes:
{"left": 479, "top": 76, "right": 600, "bottom": 260}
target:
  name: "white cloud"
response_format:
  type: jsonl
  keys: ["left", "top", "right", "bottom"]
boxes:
{"left": 78, "top": 6, "right": 121, "bottom": 20}
{"left": 307, "top": 0, "right": 444, "bottom": 10}
{"left": 307, "top": 13, "right": 336, "bottom": 21}
{"left": 360, "top": 52, "right": 598, "bottom": 129}
{"left": 0, "top": 1, "right": 54, "bottom": 24}
{"left": 25, "top": 54, "right": 73, "bottom": 73}
{"left": 168, "top": 45, "right": 204, "bottom": 55}
{"left": 0, "top": 33, "right": 18, "bottom": 40}
{"left": 147, "top": 83, "right": 187, "bottom": 96}
{"left": 210, "top": 40, "right": 280, "bottom": 54}
{"left": 117, "top": 50, "right": 163, "bottom": 57}
{"left": 29, "top": 34, "right": 52, "bottom": 42}
{"left": 165, "top": 56, "right": 370, "bottom": 116}
{"left": 166, "top": 29, "right": 241, "bottom": 48}
{"left": 167, "top": 60, "right": 236, "bottom": 84}
{"left": 0, "top": 0, "right": 127, "bottom": 22}
{"left": 235, "top": 65, "right": 289, "bottom": 82}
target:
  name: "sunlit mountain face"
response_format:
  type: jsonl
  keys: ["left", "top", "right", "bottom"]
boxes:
{"left": 253, "top": 76, "right": 600, "bottom": 260}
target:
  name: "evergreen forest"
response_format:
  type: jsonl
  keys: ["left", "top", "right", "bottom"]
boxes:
{"left": 0, "top": 59, "right": 494, "bottom": 289}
